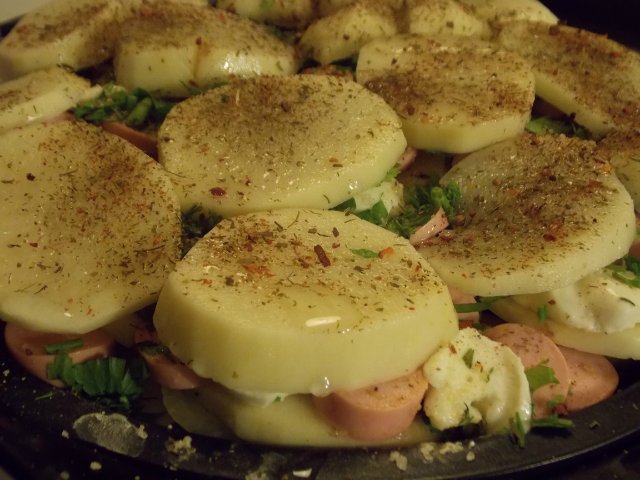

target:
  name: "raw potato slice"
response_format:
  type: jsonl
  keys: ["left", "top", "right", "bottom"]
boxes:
{"left": 406, "top": 0, "right": 490, "bottom": 38}
{"left": 598, "top": 129, "right": 640, "bottom": 211}
{"left": 0, "top": 0, "right": 122, "bottom": 80}
{"left": 0, "top": 67, "right": 100, "bottom": 134}
{"left": 158, "top": 75, "right": 406, "bottom": 216}
{"left": 317, "top": 0, "right": 404, "bottom": 17}
{"left": 417, "top": 133, "right": 635, "bottom": 296}
{"left": 457, "top": 0, "right": 557, "bottom": 25}
{"left": 179, "top": 381, "right": 435, "bottom": 446}
{"left": 497, "top": 22, "right": 640, "bottom": 138}
{"left": 115, "top": 4, "right": 298, "bottom": 97}
{"left": 154, "top": 208, "right": 458, "bottom": 395}
{"left": 299, "top": 2, "right": 398, "bottom": 65}
{"left": 491, "top": 298, "right": 640, "bottom": 360}
{"left": 0, "top": 121, "right": 181, "bottom": 334}
{"left": 216, "top": 0, "right": 315, "bottom": 28}
{"left": 356, "top": 34, "right": 535, "bottom": 153}
{"left": 423, "top": 328, "right": 532, "bottom": 434}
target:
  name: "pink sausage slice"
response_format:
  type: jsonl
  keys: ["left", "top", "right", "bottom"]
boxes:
{"left": 102, "top": 122, "right": 158, "bottom": 158}
{"left": 312, "top": 369, "right": 428, "bottom": 441}
{"left": 484, "top": 323, "right": 571, "bottom": 418}
{"left": 4, "top": 323, "right": 115, "bottom": 387}
{"left": 558, "top": 346, "right": 619, "bottom": 412}
{"left": 134, "top": 326, "right": 205, "bottom": 390}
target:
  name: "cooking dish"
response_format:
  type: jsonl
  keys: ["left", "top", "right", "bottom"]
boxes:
{"left": 1, "top": 1, "right": 639, "bottom": 479}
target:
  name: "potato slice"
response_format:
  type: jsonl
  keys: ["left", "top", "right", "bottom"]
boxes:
{"left": 598, "top": 128, "right": 640, "bottom": 211}
{"left": 299, "top": 2, "right": 398, "bottom": 64}
{"left": 216, "top": 0, "right": 315, "bottom": 28}
{"left": 0, "top": 121, "right": 181, "bottom": 334}
{"left": 356, "top": 34, "right": 535, "bottom": 153}
{"left": 154, "top": 208, "right": 458, "bottom": 395}
{"left": 0, "top": 0, "right": 122, "bottom": 80}
{"left": 416, "top": 133, "right": 635, "bottom": 296}
{"left": 497, "top": 21, "right": 640, "bottom": 138}
{"left": 491, "top": 298, "right": 640, "bottom": 360}
{"left": 158, "top": 74, "right": 406, "bottom": 216}
{"left": 115, "top": 4, "right": 298, "bottom": 97}
{"left": 457, "top": 0, "right": 557, "bottom": 25}
{"left": 0, "top": 67, "right": 100, "bottom": 134}
{"left": 406, "top": 0, "right": 489, "bottom": 38}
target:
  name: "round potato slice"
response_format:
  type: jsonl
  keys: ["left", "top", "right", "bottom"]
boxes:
{"left": 153, "top": 208, "right": 458, "bottom": 395}
{"left": 356, "top": 34, "right": 535, "bottom": 153}
{"left": 158, "top": 74, "right": 406, "bottom": 216}
{"left": 115, "top": 4, "right": 298, "bottom": 97}
{"left": 0, "top": 121, "right": 181, "bottom": 334}
{"left": 416, "top": 133, "right": 635, "bottom": 296}
{"left": 497, "top": 21, "right": 640, "bottom": 137}
{"left": 598, "top": 128, "right": 640, "bottom": 211}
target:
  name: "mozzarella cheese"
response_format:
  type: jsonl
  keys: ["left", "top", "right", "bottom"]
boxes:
{"left": 491, "top": 298, "right": 640, "bottom": 360}
{"left": 423, "top": 328, "right": 532, "bottom": 433}
{"left": 154, "top": 208, "right": 458, "bottom": 395}
{"left": 356, "top": 34, "right": 535, "bottom": 153}
{"left": 417, "top": 134, "right": 636, "bottom": 296}
{"left": 158, "top": 74, "right": 407, "bottom": 216}
{"left": 511, "top": 268, "right": 640, "bottom": 334}
{"left": 0, "top": 121, "right": 181, "bottom": 334}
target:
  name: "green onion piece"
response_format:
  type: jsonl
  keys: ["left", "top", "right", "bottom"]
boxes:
{"left": 525, "top": 361, "right": 558, "bottom": 393}
{"left": 125, "top": 97, "right": 153, "bottom": 127}
{"left": 350, "top": 248, "right": 378, "bottom": 259}
{"left": 511, "top": 412, "right": 527, "bottom": 448}
{"left": 531, "top": 414, "right": 574, "bottom": 429}
{"left": 44, "top": 338, "right": 83, "bottom": 354}
{"left": 536, "top": 304, "right": 548, "bottom": 321}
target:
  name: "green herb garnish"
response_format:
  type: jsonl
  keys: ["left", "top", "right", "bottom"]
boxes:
{"left": 350, "top": 248, "right": 379, "bottom": 259}
{"left": 536, "top": 304, "right": 548, "bottom": 322}
{"left": 44, "top": 338, "right": 83, "bottom": 354}
{"left": 526, "top": 116, "right": 589, "bottom": 138}
{"left": 525, "top": 361, "right": 559, "bottom": 393}
{"left": 511, "top": 412, "right": 527, "bottom": 448}
{"left": 531, "top": 414, "right": 574, "bottom": 429}
{"left": 47, "top": 354, "right": 148, "bottom": 410}
{"left": 454, "top": 296, "right": 507, "bottom": 314}
{"left": 462, "top": 348, "right": 475, "bottom": 368}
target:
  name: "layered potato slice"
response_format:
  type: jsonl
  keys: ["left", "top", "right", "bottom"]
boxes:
{"left": 356, "top": 34, "right": 535, "bottom": 153}
{"left": 457, "top": 0, "right": 557, "bottom": 25}
{"left": 114, "top": 4, "right": 298, "bottom": 97}
{"left": 405, "top": 0, "right": 490, "bottom": 38}
{"left": 154, "top": 208, "right": 458, "bottom": 395}
{"left": 497, "top": 22, "right": 640, "bottom": 138}
{"left": 299, "top": 2, "right": 399, "bottom": 65}
{"left": 216, "top": 0, "right": 316, "bottom": 28}
{"left": 316, "top": 0, "right": 404, "bottom": 18}
{"left": 0, "top": 121, "right": 181, "bottom": 334}
{"left": 416, "top": 133, "right": 635, "bottom": 296}
{"left": 158, "top": 74, "right": 406, "bottom": 216}
{"left": 0, "top": 67, "right": 100, "bottom": 134}
{"left": 0, "top": 0, "right": 122, "bottom": 81}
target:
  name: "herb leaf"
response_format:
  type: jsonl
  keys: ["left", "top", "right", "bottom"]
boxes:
{"left": 462, "top": 349, "right": 475, "bottom": 368}
{"left": 526, "top": 116, "right": 589, "bottom": 138}
{"left": 350, "top": 248, "right": 379, "bottom": 258}
{"left": 454, "top": 296, "right": 507, "bottom": 313}
{"left": 531, "top": 414, "right": 574, "bottom": 429}
{"left": 525, "top": 361, "right": 558, "bottom": 393}
{"left": 47, "top": 353, "right": 148, "bottom": 410}
{"left": 44, "top": 338, "right": 83, "bottom": 354}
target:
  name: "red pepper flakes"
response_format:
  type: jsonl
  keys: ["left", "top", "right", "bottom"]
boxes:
{"left": 378, "top": 246, "right": 394, "bottom": 259}
{"left": 314, "top": 245, "right": 331, "bottom": 267}
{"left": 449, "top": 344, "right": 457, "bottom": 354}
{"left": 243, "top": 263, "right": 273, "bottom": 276}
{"left": 210, "top": 187, "right": 226, "bottom": 197}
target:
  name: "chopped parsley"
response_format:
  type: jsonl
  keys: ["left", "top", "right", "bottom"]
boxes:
{"left": 44, "top": 338, "right": 83, "bottom": 355}
{"left": 462, "top": 348, "right": 475, "bottom": 368}
{"left": 525, "top": 361, "right": 559, "bottom": 393}
{"left": 47, "top": 354, "right": 148, "bottom": 410}
{"left": 607, "top": 254, "right": 640, "bottom": 288}
{"left": 454, "top": 296, "right": 506, "bottom": 314}
{"left": 350, "top": 248, "right": 379, "bottom": 259}
{"left": 526, "top": 116, "right": 589, "bottom": 138}
{"left": 536, "top": 304, "right": 549, "bottom": 322}
{"left": 73, "top": 83, "right": 174, "bottom": 128}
